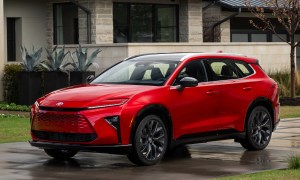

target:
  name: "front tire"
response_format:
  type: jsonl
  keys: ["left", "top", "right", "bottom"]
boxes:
{"left": 44, "top": 149, "right": 78, "bottom": 160}
{"left": 240, "top": 106, "right": 272, "bottom": 150}
{"left": 127, "top": 115, "right": 168, "bottom": 166}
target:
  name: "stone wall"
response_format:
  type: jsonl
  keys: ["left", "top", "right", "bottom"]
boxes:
{"left": 187, "top": 0, "right": 202, "bottom": 42}
{"left": 94, "top": 0, "right": 113, "bottom": 44}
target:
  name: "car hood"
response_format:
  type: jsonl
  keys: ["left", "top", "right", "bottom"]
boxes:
{"left": 39, "top": 84, "right": 159, "bottom": 108}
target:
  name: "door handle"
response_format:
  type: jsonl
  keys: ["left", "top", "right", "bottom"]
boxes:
{"left": 243, "top": 87, "right": 252, "bottom": 91}
{"left": 206, "top": 90, "right": 217, "bottom": 95}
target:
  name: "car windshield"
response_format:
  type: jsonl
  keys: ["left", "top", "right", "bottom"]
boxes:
{"left": 91, "top": 54, "right": 184, "bottom": 86}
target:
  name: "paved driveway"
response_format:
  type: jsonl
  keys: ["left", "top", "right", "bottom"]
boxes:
{"left": 0, "top": 118, "right": 299, "bottom": 180}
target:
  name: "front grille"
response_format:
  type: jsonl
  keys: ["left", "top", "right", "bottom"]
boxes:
{"left": 39, "top": 106, "right": 86, "bottom": 112}
{"left": 32, "top": 112, "right": 95, "bottom": 134}
{"left": 32, "top": 130, "right": 97, "bottom": 142}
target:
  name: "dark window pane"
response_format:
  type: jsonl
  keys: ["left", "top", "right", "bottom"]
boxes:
{"left": 131, "top": 4, "right": 153, "bottom": 42}
{"left": 113, "top": 4, "right": 128, "bottom": 43}
{"left": 54, "top": 3, "right": 78, "bottom": 44}
{"left": 251, "top": 34, "right": 267, "bottom": 42}
{"left": 113, "top": 3, "right": 178, "bottom": 43}
{"left": 231, "top": 34, "right": 248, "bottom": 42}
{"left": 7, "top": 18, "right": 16, "bottom": 62}
{"left": 155, "top": 6, "right": 177, "bottom": 42}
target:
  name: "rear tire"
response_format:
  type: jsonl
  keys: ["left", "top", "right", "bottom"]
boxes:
{"left": 44, "top": 149, "right": 78, "bottom": 160}
{"left": 240, "top": 106, "right": 272, "bottom": 150}
{"left": 127, "top": 115, "right": 168, "bottom": 166}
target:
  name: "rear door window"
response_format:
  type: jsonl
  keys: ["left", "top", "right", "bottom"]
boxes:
{"left": 205, "top": 60, "right": 239, "bottom": 81}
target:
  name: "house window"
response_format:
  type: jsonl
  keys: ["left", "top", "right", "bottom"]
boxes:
{"left": 53, "top": 3, "right": 79, "bottom": 45}
{"left": 7, "top": 18, "right": 21, "bottom": 62}
{"left": 113, "top": 3, "right": 178, "bottom": 43}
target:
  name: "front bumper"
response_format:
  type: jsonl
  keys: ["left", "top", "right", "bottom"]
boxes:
{"left": 29, "top": 141, "right": 131, "bottom": 155}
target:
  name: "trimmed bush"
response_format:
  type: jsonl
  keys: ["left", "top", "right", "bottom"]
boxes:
{"left": 2, "top": 64, "right": 23, "bottom": 103}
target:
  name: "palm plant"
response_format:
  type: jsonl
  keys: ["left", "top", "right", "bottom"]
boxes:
{"left": 70, "top": 45, "right": 101, "bottom": 72}
{"left": 40, "top": 46, "right": 70, "bottom": 71}
{"left": 20, "top": 46, "right": 43, "bottom": 71}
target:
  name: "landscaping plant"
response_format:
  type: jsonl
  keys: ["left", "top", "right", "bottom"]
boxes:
{"left": 2, "top": 64, "right": 23, "bottom": 103}
{"left": 20, "top": 46, "right": 43, "bottom": 71}
{"left": 41, "top": 46, "right": 70, "bottom": 71}
{"left": 70, "top": 44, "right": 101, "bottom": 71}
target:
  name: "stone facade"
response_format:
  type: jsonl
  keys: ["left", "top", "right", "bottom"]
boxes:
{"left": 179, "top": 0, "right": 203, "bottom": 42}
{"left": 47, "top": 0, "right": 203, "bottom": 46}
{"left": 94, "top": 0, "right": 113, "bottom": 44}
{"left": 187, "top": 0, "right": 203, "bottom": 42}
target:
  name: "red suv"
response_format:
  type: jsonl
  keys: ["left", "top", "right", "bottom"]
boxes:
{"left": 30, "top": 53, "right": 280, "bottom": 166}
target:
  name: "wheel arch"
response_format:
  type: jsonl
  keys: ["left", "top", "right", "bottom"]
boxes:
{"left": 129, "top": 104, "right": 173, "bottom": 146}
{"left": 245, "top": 97, "right": 275, "bottom": 131}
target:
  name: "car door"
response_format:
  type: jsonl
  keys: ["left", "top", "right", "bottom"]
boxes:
{"left": 204, "top": 59, "right": 256, "bottom": 132}
{"left": 169, "top": 59, "right": 220, "bottom": 139}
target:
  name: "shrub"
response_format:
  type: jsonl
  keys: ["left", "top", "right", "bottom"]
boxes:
{"left": 0, "top": 103, "right": 30, "bottom": 112}
{"left": 2, "top": 64, "right": 23, "bottom": 103}
{"left": 268, "top": 71, "right": 300, "bottom": 97}
{"left": 288, "top": 154, "right": 300, "bottom": 169}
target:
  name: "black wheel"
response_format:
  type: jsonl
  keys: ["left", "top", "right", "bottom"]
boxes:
{"left": 240, "top": 106, "right": 272, "bottom": 150}
{"left": 44, "top": 149, "right": 78, "bottom": 160}
{"left": 127, "top": 115, "right": 168, "bottom": 166}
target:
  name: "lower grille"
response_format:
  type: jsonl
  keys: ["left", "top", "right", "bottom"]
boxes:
{"left": 32, "top": 130, "right": 97, "bottom": 142}
{"left": 32, "top": 112, "right": 95, "bottom": 134}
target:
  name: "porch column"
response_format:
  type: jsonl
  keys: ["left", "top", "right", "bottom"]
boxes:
{"left": 0, "top": 0, "right": 5, "bottom": 101}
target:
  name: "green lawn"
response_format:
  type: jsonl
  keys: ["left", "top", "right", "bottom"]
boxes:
{"left": 0, "top": 117, "right": 30, "bottom": 143}
{"left": 280, "top": 106, "right": 300, "bottom": 119}
{"left": 216, "top": 169, "right": 300, "bottom": 180}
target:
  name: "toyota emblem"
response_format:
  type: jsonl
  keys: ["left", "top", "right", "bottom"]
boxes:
{"left": 56, "top": 102, "right": 64, "bottom": 106}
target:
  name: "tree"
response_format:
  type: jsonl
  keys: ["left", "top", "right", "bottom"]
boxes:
{"left": 246, "top": 0, "right": 300, "bottom": 98}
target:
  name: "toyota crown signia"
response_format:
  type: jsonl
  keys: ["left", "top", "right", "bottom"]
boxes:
{"left": 30, "top": 53, "right": 280, "bottom": 166}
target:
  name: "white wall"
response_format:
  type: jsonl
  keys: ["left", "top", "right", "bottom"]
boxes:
{"left": 4, "top": 0, "right": 47, "bottom": 62}
{"left": 63, "top": 42, "right": 291, "bottom": 75}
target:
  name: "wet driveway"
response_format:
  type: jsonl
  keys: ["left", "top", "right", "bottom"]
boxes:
{"left": 0, "top": 118, "right": 300, "bottom": 180}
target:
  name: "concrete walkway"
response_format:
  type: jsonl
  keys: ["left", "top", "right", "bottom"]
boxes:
{"left": 0, "top": 118, "right": 299, "bottom": 180}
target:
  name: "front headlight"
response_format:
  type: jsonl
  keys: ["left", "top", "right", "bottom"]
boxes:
{"left": 87, "top": 99, "right": 128, "bottom": 109}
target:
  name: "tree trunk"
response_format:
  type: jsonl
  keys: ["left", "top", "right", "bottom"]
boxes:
{"left": 290, "top": 45, "right": 296, "bottom": 98}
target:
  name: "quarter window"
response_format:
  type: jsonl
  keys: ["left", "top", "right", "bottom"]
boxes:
{"left": 234, "top": 61, "right": 254, "bottom": 77}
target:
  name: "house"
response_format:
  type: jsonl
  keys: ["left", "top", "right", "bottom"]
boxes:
{"left": 0, "top": 0, "right": 294, "bottom": 100}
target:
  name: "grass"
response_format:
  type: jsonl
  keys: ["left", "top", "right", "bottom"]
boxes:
{"left": 288, "top": 155, "right": 300, "bottom": 169}
{"left": 0, "top": 116, "right": 30, "bottom": 143}
{"left": 216, "top": 169, "right": 300, "bottom": 180}
{"left": 280, "top": 106, "right": 300, "bottom": 119}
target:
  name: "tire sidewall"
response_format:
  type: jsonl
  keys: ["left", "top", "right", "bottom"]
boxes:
{"left": 132, "top": 115, "right": 168, "bottom": 166}
{"left": 246, "top": 106, "right": 272, "bottom": 150}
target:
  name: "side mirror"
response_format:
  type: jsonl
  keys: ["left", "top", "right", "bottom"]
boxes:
{"left": 177, "top": 77, "right": 198, "bottom": 91}
{"left": 86, "top": 75, "right": 95, "bottom": 83}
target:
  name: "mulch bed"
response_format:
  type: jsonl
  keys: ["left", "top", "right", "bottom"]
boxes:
{"left": 280, "top": 97, "right": 300, "bottom": 106}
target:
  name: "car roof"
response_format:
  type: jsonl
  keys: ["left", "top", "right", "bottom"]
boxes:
{"left": 126, "top": 52, "right": 258, "bottom": 64}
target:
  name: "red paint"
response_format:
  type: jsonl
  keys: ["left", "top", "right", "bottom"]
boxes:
{"left": 31, "top": 53, "right": 279, "bottom": 147}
